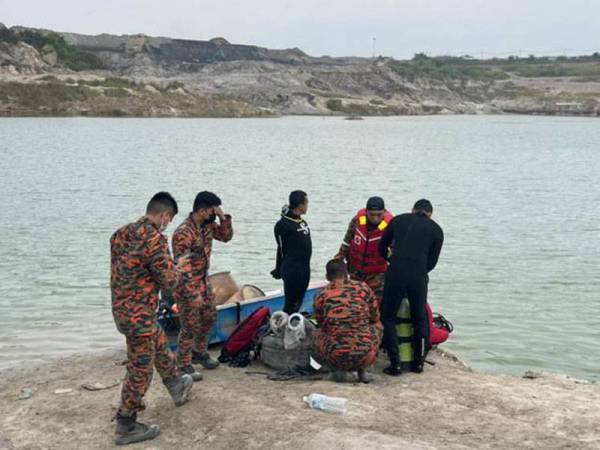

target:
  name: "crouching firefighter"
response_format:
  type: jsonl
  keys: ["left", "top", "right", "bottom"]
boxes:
{"left": 312, "top": 259, "right": 383, "bottom": 383}
{"left": 110, "top": 192, "right": 194, "bottom": 445}
{"left": 335, "top": 196, "right": 393, "bottom": 307}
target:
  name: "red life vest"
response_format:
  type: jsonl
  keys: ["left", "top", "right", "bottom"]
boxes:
{"left": 349, "top": 208, "right": 394, "bottom": 274}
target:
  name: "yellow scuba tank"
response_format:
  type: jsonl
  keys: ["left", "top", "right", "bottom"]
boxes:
{"left": 395, "top": 297, "right": 413, "bottom": 369}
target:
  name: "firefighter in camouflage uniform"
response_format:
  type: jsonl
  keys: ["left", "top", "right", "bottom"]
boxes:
{"left": 110, "top": 192, "right": 194, "bottom": 446}
{"left": 172, "top": 191, "right": 233, "bottom": 378}
{"left": 313, "top": 259, "right": 383, "bottom": 383}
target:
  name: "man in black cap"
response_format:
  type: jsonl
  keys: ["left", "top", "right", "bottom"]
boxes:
{"left": 334, "top": 196, "right": 394, "bottom": 307}
{"left": 378, "top": 199, "right": 444, "bottom": 375}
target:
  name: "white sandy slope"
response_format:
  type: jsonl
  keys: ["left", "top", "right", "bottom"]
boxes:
{"left": 0, "top": 348, "right": 599, "bottom": 450}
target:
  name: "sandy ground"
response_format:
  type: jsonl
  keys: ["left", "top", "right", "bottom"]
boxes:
{"left": 0, "top": 348, "right": 599, "bottom": 450}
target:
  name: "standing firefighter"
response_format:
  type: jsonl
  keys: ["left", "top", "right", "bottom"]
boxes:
{"left": 313, "top": 259, "right": 383, "bottom": 383}
{"left": 378, "top": 199, "right": 444, "bottom": 376}
{"left": 173, "top": 191, "right": 233, "bottom": 377}
{"left": 335, "top": 196, "right": 393, "bottom": 306}
{"left": 271, "top": 190, "right": 312, "bottom": 314}
{"left": 110, "top": 192, "right": 194, "bottom": 446}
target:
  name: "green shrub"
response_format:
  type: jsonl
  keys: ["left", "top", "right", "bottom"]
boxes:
{"left": 10, "top": 30, "right": 105, "bottom": 71}
{"left": 326, "top": 98, "right": 343, "bottom": 111}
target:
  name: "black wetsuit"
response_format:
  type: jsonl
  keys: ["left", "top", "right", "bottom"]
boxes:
{"left": 272, "top": 213, "right": 312, "bottom": 314}
{"left": 378, "top": 212, "right": 444, "bottom": 367}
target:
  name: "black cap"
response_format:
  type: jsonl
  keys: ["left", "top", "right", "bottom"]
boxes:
{"left": 366, "top": 196, "right": 385, "bottom": 211}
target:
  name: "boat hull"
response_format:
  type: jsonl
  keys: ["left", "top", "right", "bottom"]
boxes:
{"left": 161, "top": 281, "right": 326, "bottom": 349}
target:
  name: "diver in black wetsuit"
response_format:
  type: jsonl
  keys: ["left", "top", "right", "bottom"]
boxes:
{"left": 378, "top": 199, "right": 444, "bottom": 375}
{"left": 271, "top": 190, "right": 312, "bottom": 314}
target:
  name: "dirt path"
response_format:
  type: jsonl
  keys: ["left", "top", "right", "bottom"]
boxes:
{"left": 1, "top": 348, "right": 598, "bottom": 449}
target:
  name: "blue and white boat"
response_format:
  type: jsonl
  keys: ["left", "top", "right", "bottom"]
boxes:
{"left": 160, "top": 281, "right": 327, "bottom": 348}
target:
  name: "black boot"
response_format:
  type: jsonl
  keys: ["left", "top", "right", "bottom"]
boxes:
{"left": 192, "top": 351, "right": 220, "bottom": 369}
{"left": 164, "top": 374, "right": 193, "bottom": 406}
{"left": 114, "top": 412, "right": 160, "bottom": 446}
{"left": 411, "top": 361, "right": 424, "bottom": 374}
{"left": 180, "top": 365, "right": 203, "bottom": 382}
{"left": 383, "top": 364, "right": 403, "bottom": 376}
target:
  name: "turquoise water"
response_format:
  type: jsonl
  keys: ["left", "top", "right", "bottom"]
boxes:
{"left": 0, "top": 115, "right": 598, "bottom": 379}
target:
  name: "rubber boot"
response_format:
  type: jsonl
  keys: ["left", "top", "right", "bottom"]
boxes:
{"left": 180, "top": 365, "right": 203, "bottom": 382}
{"left": 357, "top": 368, "right": 374, "bottom": 384}
{"left": 114, "top": 412, "right": 160, "bottom": 446}
{"left": 164, "top": 373, "right": 193, "bottom": 406}
{"left": 193, "top": 351, "right": 220, "bottom": 369}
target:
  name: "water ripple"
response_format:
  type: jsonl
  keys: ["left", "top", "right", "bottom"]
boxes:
{"left": 1, "top": 115, "right": 599, "bottom": 380}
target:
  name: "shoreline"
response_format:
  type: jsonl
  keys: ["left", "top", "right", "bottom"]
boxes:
{"left": 2, "top": 342, "right": 596, "bottom": 384}
{"left": 1, "top": 346, "right": 599, "bottom": 449}
{"left": 0, "top": 111, "right": 600, "bottom": 119}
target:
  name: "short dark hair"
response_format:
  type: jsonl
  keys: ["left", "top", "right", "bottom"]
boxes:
{"left": 193, "top": 191, "right": 222, "bottom": 212}
{"left": 326, "top": 259, "right": 348, "bottom": 281}
{"left": 413, "top": 199, "right": 433, "bottom": 214}
{"left": 146, "top": 192, "right": 178, "bottom": 215}
{"left": 289, "top": 190, "right": 307, "bottom": 210}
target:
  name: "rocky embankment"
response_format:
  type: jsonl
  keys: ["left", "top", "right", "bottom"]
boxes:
{"left": 1, "top": 348, "right": 599, "bottom": 449}
{"left": 1, "top": 23, "right": 600, "bottom": 117}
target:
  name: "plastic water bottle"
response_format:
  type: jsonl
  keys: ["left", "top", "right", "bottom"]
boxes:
{"left": 303, "top": 393, "right": 347, "bottom": 414}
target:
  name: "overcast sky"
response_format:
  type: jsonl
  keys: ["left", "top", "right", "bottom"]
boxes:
{"left": 1, "top": 0, "right": 599, "bottom": 59}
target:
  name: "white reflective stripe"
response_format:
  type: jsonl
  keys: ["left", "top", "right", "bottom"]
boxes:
{"left": 355, "top": 229, "right": 367, "bottom": 241}
{"left": 278, "top": 235, "right": 284, "bottom": 257}
{"left": 366, "top": 236, "right": 383, "bottom": 243}
{"left": 341, "top": 241, "right": 350, "bottom": 247}
{"left": 421, "top": 338, "right": 425, "bottom": 358}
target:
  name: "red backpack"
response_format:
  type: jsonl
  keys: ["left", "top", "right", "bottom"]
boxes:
{"left": 219, "top": 307, "right": 271, "bottom": 364}
{"left": 427, "top": 304, "right": 453, "bottom": 346}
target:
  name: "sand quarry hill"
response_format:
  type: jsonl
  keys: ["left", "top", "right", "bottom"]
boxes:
{"left": 0, "top": 347, "right": 599, "bottom": 449}
{"left": 1, "top": 24, "right": 600, "bottom": 117}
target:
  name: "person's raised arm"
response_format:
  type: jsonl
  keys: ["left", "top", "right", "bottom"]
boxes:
{"left": 212, "top": 206, "right": 233, "bottom": 242}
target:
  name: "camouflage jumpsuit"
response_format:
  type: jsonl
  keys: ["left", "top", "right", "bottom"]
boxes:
{"left": 335, "top": 216, "right": 387, "bottom": 307}
{"left": 110, "top": 217, "right": 181, "bottom": 415}
{"left": 313, "top": 279, "right": 383, "bottom": 371}
{"left": 172, "top": 214, "right": 233, "bottom": 367}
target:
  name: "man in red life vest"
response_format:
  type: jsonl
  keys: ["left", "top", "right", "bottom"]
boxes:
{"left": 334, "top": 197, "right": 393, "bottom": 307}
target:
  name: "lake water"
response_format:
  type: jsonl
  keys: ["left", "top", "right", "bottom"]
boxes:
{"left": 0, "top": 115, "right": 598, "bottom": 380}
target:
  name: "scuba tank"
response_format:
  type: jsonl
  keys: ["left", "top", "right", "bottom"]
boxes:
{"left": 395, "top": 300, "right": 453, "bottom": 370}
{"left": 395, "top": 297, "right": 413, "bottom": 371}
